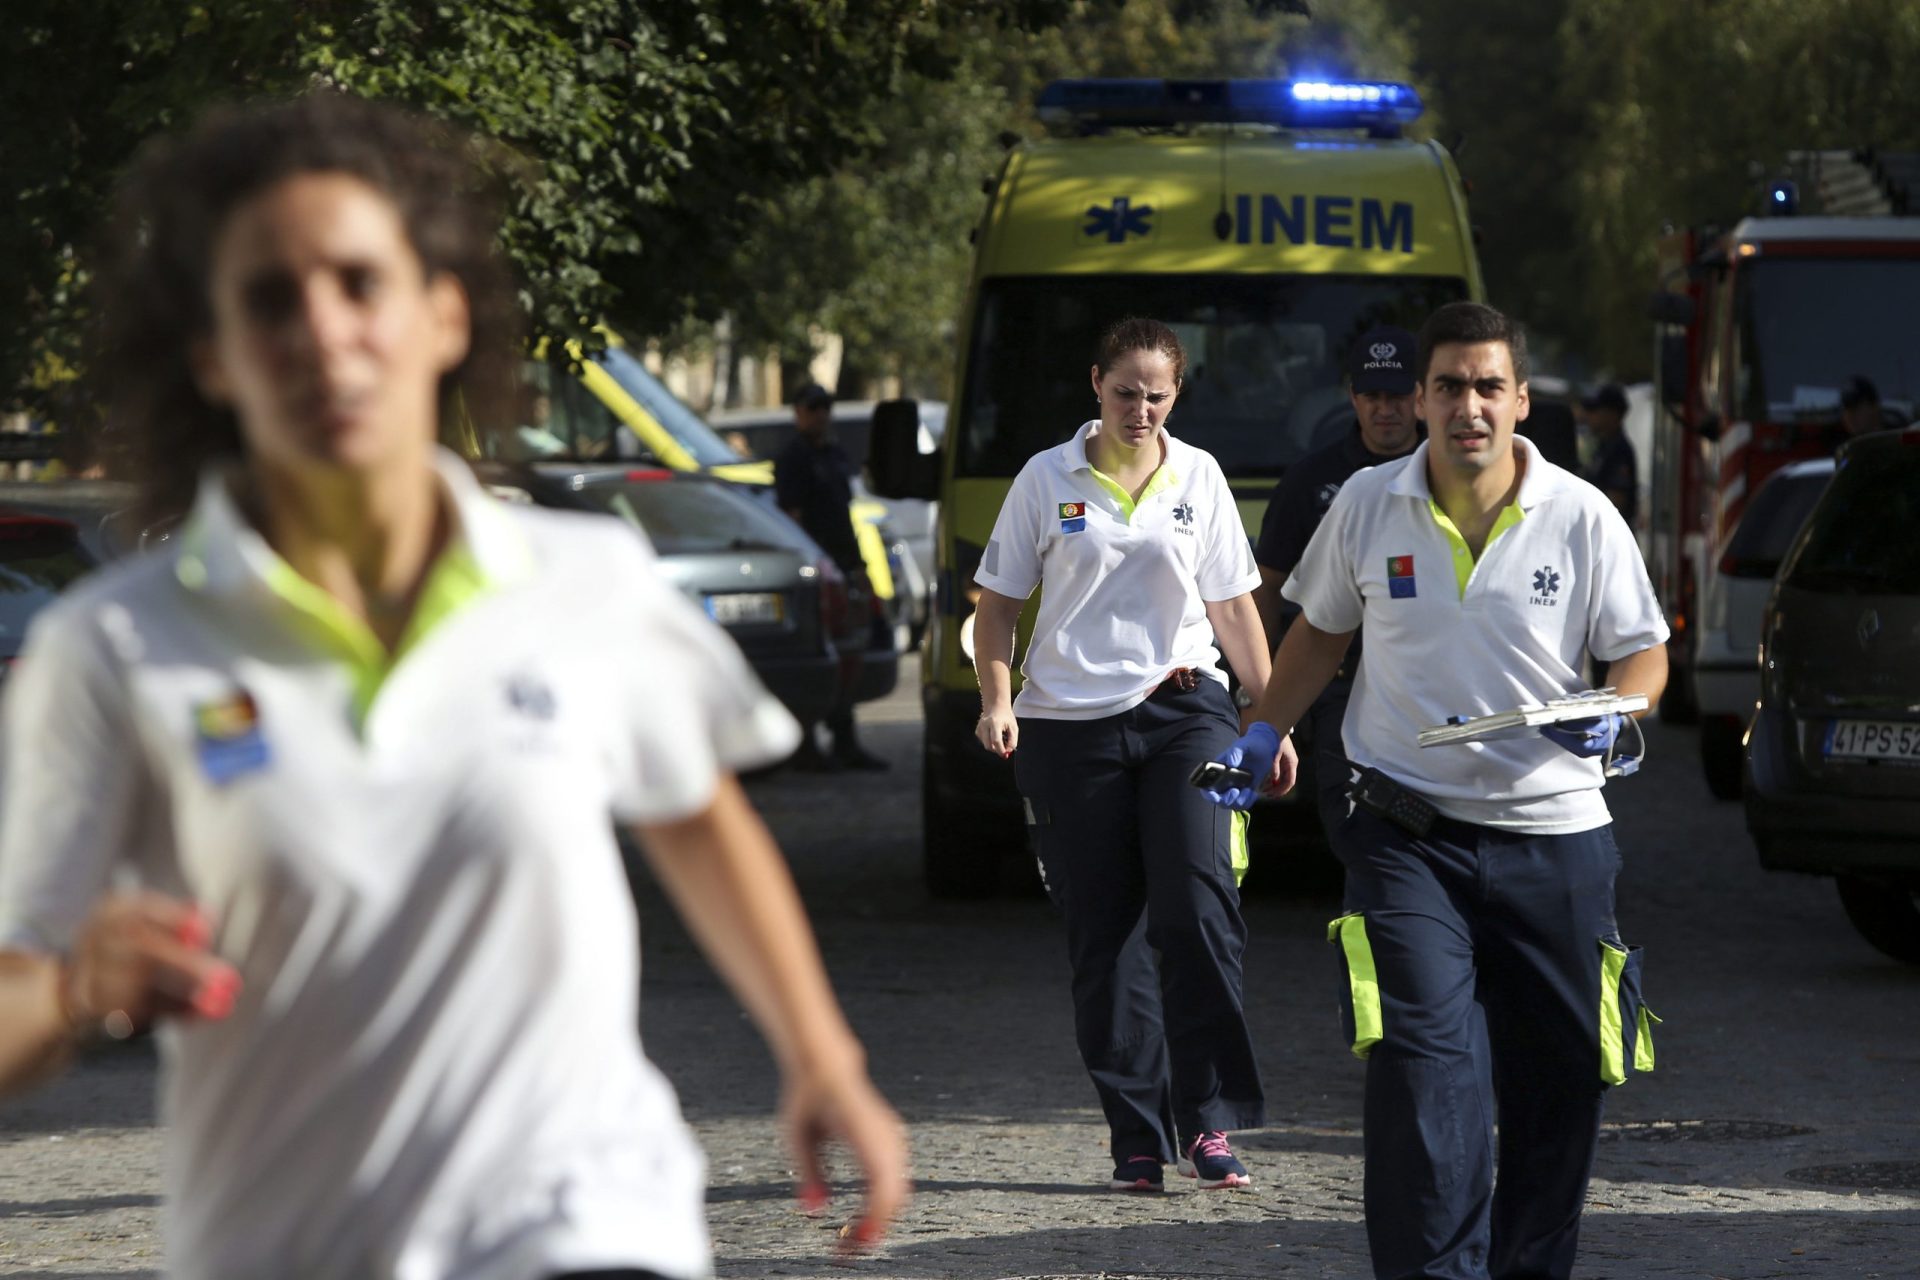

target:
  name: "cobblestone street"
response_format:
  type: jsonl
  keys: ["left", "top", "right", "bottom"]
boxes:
{"left": 2, "top": 658, "right": 1917, "bottom": 1277}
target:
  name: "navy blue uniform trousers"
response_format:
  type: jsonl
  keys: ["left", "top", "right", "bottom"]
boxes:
{"left": 1334, "top": 806, "right": 1640, "bottom": 1280}
{"left": 1013, "top": 678, "right": 1265, "bottom": 1162}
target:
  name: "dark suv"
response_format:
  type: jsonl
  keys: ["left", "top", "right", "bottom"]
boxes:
{"left": 1745, "top": 428, "right": 1920, "bottom": 964}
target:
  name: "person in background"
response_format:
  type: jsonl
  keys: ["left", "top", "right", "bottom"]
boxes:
{"left": 1252, "top": 325, "right": 1421, "bottom": 852}
{"left": 1577, "top": 382, "right": 1637, "bottom": 526}
{"left": 1836, "top": 374, "right": 1891, "bottom": 444}
{"left": 774, "top": 382, "right": 888, "bottom": 772}
{"left": 0, "top": 92, "right": 906, "bottom": 1280}
{"left": 972, "top": 316, "right": 1297, "bottom": 1194}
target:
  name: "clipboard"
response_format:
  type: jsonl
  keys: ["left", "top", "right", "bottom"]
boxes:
{"left": 1418, "top": 689, "right": 1649, "bottom": 748}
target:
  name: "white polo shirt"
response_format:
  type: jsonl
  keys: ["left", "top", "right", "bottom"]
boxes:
{"left": 1284, "top": 437, "right": 1668, "bottom": 833}
{"left": 975, "top": 420, "right": 1261, "bottom": 719}
{"left": 0, "top": 450, "right": 800, "bottom": 1280}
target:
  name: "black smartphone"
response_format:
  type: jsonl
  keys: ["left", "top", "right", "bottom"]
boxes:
{"left": 1189, "top": 760, "right": 1254, "bottom": 790}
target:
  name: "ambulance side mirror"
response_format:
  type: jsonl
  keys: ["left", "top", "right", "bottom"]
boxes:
{"left": 868, "top": 398, "right": 939, "bottom": 500}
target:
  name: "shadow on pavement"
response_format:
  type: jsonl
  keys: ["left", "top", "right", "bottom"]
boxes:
{"left": 0, "top": 1191, "right": 161, "bottom": 1218}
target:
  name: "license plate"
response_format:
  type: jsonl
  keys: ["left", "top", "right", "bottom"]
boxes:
{"left": 706, "top": 592, "right": 783, "bottom": 626}
{"left": 1823, "top": 719, "right": 1920, "bottom": 762}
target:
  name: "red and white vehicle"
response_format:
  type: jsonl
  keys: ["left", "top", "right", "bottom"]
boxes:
{"left": 1648, "top": 214, "right": 1920, "bottom": 724}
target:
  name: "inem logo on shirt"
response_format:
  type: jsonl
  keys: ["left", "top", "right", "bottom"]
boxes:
{"left": 1530, "top": 565, "right": 1562, "bottom": 607}
{"left": 1058, "top": 502, "right": 1086, "bottom": 533}
{"left": 1387, "top": 554, "right": 1416, "bottom": 598}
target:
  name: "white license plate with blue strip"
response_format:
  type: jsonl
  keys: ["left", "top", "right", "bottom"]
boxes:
{"left": 1824, "top": 719, "right": 1920, "bottom": 762}
{"left": 706, "top": 592, "right": 784, "bottom": 625}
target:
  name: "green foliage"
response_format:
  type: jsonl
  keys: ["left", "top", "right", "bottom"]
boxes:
{"left": 715, "top": 0, "right": 1414, "bottom": 396}
{"left": 33, "top": 1, "right": 1911, "bottom": 409}
{"left": 1561, "top": 0, "right": 1920, "bottom": 373}
{"left": 0, "top": 0, "right": 1087, "bottom": 416}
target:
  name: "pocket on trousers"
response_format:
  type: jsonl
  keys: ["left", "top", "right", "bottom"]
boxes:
{"left": 1328, "top": 912, "right": 1384, "bottom": 1059}
{"left": 1229, "top": 809, "right": 1249, "bottom": 888}
{"left": 1598, "top": 936, "right": 1661, "bottom": 1086}
{"left": 1023, "top": 795, "right": 1063, "bottom": 908}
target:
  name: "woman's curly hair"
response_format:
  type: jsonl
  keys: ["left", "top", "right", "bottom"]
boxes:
{"left": 91, "top": 91, "right": 524, "bottom": 525}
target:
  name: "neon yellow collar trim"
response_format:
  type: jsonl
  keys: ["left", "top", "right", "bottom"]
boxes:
{"left": 1427, "top": 499, "right": 1526, "bottom": 598}
{"left": 258, "top": 542, "right": 493, "bottom": 725}
{"left": 1088, "top": 462, "right": 1179, "bottom": 523}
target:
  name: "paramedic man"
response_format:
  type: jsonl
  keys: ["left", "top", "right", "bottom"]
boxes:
{"left": 1205, "top": 302, "right": 1669, "bottom": 1280}
{"left": 971, "top": 318, "right": 1299, "bottom": 1194}
{"left": 1251, "top": 325, "right": 1421, "bottom": 850}
{"left": 0, "top": 94, "right": 905, "bottom": 1280}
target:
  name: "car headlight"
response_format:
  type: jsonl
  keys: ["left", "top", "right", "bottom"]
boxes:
{"left": 959, "top": 609, "right": 977, "bottom": 661}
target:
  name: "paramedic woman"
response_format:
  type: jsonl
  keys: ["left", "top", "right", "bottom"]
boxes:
{"left": 971, "top": 317, "right": 1298, "bottom": 1193}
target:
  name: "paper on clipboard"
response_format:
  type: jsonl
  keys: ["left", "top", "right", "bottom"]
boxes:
{"left": 1418, "top": 689, "right": 1649, "bottom": 747}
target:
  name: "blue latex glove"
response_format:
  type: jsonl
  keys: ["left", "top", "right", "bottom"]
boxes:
{"left": 1201, "top": 722, "right": 1281, "bottom": 810}
{"left": 1539, "top": 713, "right": 1630, "bottom": 759}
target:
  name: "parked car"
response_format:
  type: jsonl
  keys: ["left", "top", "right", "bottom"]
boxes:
{"left": 0, "top": 480, "right": 143, "bottom": 563}
{"left": 709, "top": 400, "right": 944, "bottom": 646}
{"left": 1744, "top": 428, "right": 1920, "bottom": 964}
{"left": 0, "top": 512, "right": 100, "bottom": 675}
{"left": 1693, "top": 458, "right": 1834, "bottom": 799}
{"left": 498, "top": 341, "right": 914, "bottom": 644}
{"left": 476, "top": 463, "right": 897, "bottom": 726}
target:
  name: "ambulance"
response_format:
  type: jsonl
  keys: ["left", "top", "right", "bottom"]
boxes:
{"left": 871, "top": 77, "right": 1485, "bottom": 896}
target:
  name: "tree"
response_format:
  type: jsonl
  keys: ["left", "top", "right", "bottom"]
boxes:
{"left": 1560, "top": 0, "right": 1920, "bottom": 374}
{"left": 710, "top": 0, "right": 1412, "bottom": 399}
{"left": 1, "top": 0, "right": 1090, "bottom": 416}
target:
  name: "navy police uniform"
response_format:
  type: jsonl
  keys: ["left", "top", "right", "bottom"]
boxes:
{"left": 1256, "top": 427, "right": 1411, "bottom": 849}
{"left": 1255, "top": 325, "right": 1419, "bottom": 850}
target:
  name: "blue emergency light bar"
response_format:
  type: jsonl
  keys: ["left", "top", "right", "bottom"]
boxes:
{"left": 1036, "top": 78, "right": 1425, "bottom": 134}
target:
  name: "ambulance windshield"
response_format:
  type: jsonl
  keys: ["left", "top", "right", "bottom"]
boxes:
{"left": 957, "top": 274, "right": 1467, "bottom": 477}
{"left": 1742, "top": 259, "right": 1920, "bottom": 423}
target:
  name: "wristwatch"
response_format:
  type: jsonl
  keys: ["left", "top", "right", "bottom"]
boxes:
{"left": 1233, "top": 686, "right": 1256, "bottom": 710}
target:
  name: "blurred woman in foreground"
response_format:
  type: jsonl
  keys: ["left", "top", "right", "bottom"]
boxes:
{"left": 0, "top": 92, "right": 906, "bottom": 1279}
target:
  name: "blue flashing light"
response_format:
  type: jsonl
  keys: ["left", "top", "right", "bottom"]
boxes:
{"left": 1036, "top": 78, "right": 1425, "bottom": 135}
{"left": 1767, "top": 179, "right": 1800, "bottom": 215}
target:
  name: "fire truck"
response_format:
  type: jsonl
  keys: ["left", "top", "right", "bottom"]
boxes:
{"left": 1647, "top": 156, "right": 1920, "bottom": 755}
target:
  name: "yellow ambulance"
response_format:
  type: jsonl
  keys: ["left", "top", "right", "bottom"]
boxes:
{"left": 871, "top": 77, "right": 1486, "bottom": 896}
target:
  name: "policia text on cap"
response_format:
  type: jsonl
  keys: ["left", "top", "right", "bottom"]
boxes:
{"left": 1202, "top": 302, "right": 1669, "bottom": 1280}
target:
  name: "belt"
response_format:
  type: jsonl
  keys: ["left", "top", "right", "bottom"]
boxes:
{"left": 1155, "top": 666, "right": 1201, "bottom": 695}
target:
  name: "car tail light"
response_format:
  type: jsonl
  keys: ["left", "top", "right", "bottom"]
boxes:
{"left": 624, "top": 468, "right": 674, "bottom": 482}
{"left": 817, "top": 558, "right": 849, "bottom": 638}
{"left": 1718, "top": 550, "right": 1779, "bottom": 578}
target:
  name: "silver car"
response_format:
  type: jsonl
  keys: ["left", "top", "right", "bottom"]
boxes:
{"left": 479, "top": 462, "right": 894, "bottom": 726}
{"left": 709, "top": 400, "right": 944, "bottom": 646}
{"left": 1692, "top": 458, "right": 1833, "bottom": 798}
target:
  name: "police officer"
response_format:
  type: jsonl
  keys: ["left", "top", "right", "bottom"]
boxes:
{"left": 972, "top": 317, "right": 1298, "bottom": 1193}
{"left": 774, "top": 382, "right": 886, "bottom": 771}
{"left": 1252, "top": 325, "right": 1421, "bottom": 849}
{"left": 1577, "top": 381, "right": 1637, "bottom": 525}
{"left": 1204, "top": 302, "right": 1670, "bottom": 1280}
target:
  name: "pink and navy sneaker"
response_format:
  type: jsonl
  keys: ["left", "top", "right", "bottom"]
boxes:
{"left": 1178, "top": 1131, "right": 1251, "bottom": 1189}
{"left": 1109, "top": 1154, "right": 1165, "bottom": 1192}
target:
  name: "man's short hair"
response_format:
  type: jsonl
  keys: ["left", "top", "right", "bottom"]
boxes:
{"left": 1840, "top": 374, "right": 1879, "bottom": 409}
{"left": 792, "top": 382, "right": 835, "bottom": 410}
{"left": 1415, "top": 301, "right": 1530, "bottom": 386}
